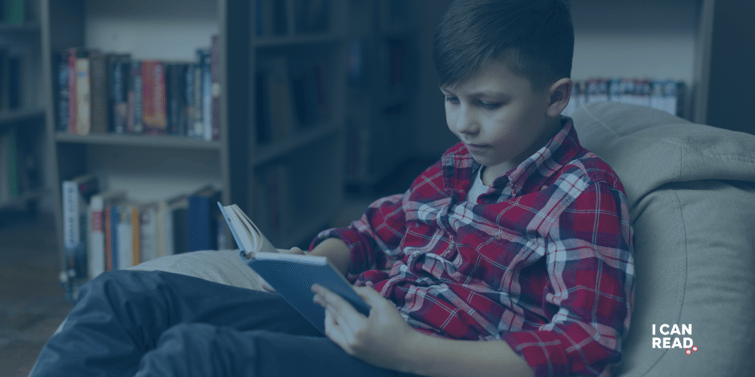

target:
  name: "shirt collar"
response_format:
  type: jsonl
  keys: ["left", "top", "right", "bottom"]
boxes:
{"left": 442, "top": 116, "right": 582, "bottom": 198}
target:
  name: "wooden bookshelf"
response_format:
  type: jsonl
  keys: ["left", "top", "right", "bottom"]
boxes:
{"left": 39, "top": 0, "right": 350, "bottom": 291}
{"left": 39, "top": 0, "right": 251, "bottom": 289}
{"left": 343, "top": 0, "right": 419, "bottom": 194}
{"left": 248, "top": 0, "right": 348, "bottom": 248}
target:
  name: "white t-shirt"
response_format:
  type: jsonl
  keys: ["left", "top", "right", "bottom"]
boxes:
{"left": 466, "top": 167, "right": 488, "bottom": 203}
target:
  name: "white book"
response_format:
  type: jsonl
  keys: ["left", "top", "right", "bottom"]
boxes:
{"left": 217, "top": 202, "right": 371, "bottom": 334}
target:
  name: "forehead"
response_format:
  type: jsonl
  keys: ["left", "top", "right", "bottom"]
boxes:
{"left": 441, "top": 59, "right": 535, "bottom": 96}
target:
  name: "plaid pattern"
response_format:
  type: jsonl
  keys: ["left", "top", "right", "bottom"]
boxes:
{"left": 312, "top": 118, "right": 634, "bottom": 377}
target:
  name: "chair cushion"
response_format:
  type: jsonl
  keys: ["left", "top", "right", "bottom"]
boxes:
{"left": 571, "top": 102, "right": 755, "bottom": 376}
{"left": 129, "top": 250, "right": 263, "bottom": 291}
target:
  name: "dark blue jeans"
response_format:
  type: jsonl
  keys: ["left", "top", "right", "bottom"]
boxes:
{"left": 30, "top": 270, "right": 416, "bottom": 377}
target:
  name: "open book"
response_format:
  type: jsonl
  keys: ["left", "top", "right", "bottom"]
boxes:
{"left": 217, "top": 202, "right": 371, "bottom": 334}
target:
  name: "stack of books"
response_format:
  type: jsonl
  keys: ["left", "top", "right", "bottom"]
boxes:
{"left": 563, "top": 78, "right": 685, "bottom": 117}
{"left": 60, "top": 175, "right": 228, "bottom": 289}
{"left": 55, "top": 35, "right": 221, "bottom": 141}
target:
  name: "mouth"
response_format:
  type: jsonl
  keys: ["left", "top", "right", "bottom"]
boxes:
{"left": 465, "top": 143, "right": 489, "bottom": 151}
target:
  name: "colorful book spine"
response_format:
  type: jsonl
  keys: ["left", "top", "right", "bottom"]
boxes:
{"left": 109, "top": 54, "right": 130, "bottom": 134}
{"left": 128, "top": 60, "right": 144, "bottom": 134}
{"left": 210, "top": 35, "right": 221, "bottom": 141}
{"left": 142, "top": 60, "right": 168, "bottom": 135}
{"left": 56, "top": 54, "right": 69, "bottom": 132}
{"left": 75, "top": 51, "right": 91, "bottom": 135}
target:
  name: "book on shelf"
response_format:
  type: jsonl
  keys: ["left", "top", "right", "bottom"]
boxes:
{"left": 218, "top": 201, "right": 371, "bottom": 335}
{"left": 0, "top": 48, "right": 22, "bottom": 112}
{"left": 2, "top": 0, "right": 24, "bottom": 25}
{"left": 54, "top": 35, "right": 220, "bottom": 140}
{"left": 88, "top": 189, "right": 125, "bottom": 279}
{"left": 256, "top": 55, "right": 332, "bottom": 144}
{"left": 128, "top": 60, "right": 144, "bottom": 134}
{"left": 62, "top": 174, "right": 100, "bottom": 280}
{"left": 294, "top": 0, "right": 329, "bottom": 35}
{"left": 253, "top": 162, "right": 291, "bottom": 238}
{"left": 141, "top": 60, "right": 168, "bottom": 135}
{"left": 255, "top": 0, "right": 289, "bottom": 37}
{"left": 0, "top": 129, "right": 18, "bottom": 203}
{"left": 187, "top": 186, "right": 222, "bottom": 252}
{"left": 210, "top": 35, "right": 221, "bottom": 141}
{"left": 562, "top": 77, "right": 686, "bottom": 117}
{"left": 108, "top": 54, "right": 131, "bottom": 134}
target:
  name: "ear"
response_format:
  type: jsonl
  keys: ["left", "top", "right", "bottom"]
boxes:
{"left": 545, "top": 78, "right": 573, "bottom": 117}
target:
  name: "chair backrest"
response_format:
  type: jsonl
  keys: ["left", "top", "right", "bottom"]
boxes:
{"left": 571, "top": 102, "right": 755, "bottom": 376}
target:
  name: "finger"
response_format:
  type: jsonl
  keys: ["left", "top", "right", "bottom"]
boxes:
{"left": 289, "top": 246, "right": 304, "bottom": 254}
{"left": 324, "top": 307, "right": 354, "bottom": 355}
{"left": 312, "top": 284, "right": 365, "bottom": 330}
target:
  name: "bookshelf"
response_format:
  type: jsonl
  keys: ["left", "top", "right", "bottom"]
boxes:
{"left": 39, "top": 0, "right": 250, "bottom": 295}
{"left": 0, "top": 0, "right": 48, "bottom": 215}
{"left": 343, "top": 0, "right": 419, "bottom": 194}
{"left": 248, "top": 0, "right": 348, "bottom": 248}
{"left": 40, "top": 0, "right": 349, "bottom": 296}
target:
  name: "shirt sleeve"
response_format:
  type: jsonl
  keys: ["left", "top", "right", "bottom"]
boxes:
{"left": 502, "top": 180, "right": 635, "bottom": 377}
{"left": 310, "top": 191, "right": 409, "bottom": 282}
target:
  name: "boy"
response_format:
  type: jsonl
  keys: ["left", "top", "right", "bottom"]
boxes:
{"left": 31, "top": 0, "right": 633, "bottom": 376}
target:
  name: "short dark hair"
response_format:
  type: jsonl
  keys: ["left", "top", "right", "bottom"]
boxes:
{"left": 433, "top": 0, "right": 574, "bottom": 91}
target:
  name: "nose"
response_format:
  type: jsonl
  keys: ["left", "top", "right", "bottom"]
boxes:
{"left": 453, "top": 105, "right": 480, "bottom": 136}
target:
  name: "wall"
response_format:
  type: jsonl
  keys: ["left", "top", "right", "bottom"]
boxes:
{"left": 412, "top": 0, "right": 703, "bottom": 160}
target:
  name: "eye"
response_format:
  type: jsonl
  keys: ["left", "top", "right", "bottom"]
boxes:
{"left": 444, "top": 96, "right": 460, "bottom": 104}
{"left": 478, "top": 101, "right": 502, "bottom": 110}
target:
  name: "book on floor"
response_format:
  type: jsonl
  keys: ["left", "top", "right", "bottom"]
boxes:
{"left": 217, "top": 202, "right": 371, "bottom": 334}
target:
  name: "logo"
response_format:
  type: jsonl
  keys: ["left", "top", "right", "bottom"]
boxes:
{"left": 652, "top": 324, "right": 698, "bottom": 355}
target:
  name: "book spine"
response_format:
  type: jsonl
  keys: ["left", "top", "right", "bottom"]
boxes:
{"left": 142, "top": 60, "right": 167, "bottom": 135}
{"left": 139, "top": 205, "right": 157, "bottom": 263}
{"left": 68, "top": 49, "right": 77, "bottom": 134}
{"left": 8, "top": 55, "right": 20, "bottom": 109}
{"left": 75, "top": 53, "right": 91, "bottom": 135}
{"left": 116, "top": 205, "right": 133, "bottom": 270}
{"left": 184, "top": 63, "right": 196, "bottom": 138}
{"left": 210, "top": 35, "right": 221, "bottom": 140}
{"left": 57, "top": 54, "right": 69, "bottom": 132}
{"left": 133, "top": 61, "right": 143, "bottom": 134}
{"left": 110, "top": 204, "right": 120, "bottom": 269}
{"left": 62, "top": 180, "right": 78, "bottom": 277}
{"left": 104, "top": 204, "right": 113, "bottom": 271}
{"left": 187, "top": 192, "right": 219, "bottom": 251}
{"left": 110, "top": 56, "right": 130, "bottom": 134}
{"left": 88, "top": 196, "right": 105, "bottom": 279}
{"left": 6, "top": 129, "right": 17, "bottom": 198}
{"left": 89, "top": 52, "right": 109, "bottom": 134}
{"left": 3, "top": 0, "right": 25, "bottom": 25}
{"left": 131, "top": 205, "right": 140, "bottom": 266}
{"left": 192, "top": 58, "right": 204, "bottom": 139}
{"left": 201, "top": 50, "right": 212, "bottom": 141}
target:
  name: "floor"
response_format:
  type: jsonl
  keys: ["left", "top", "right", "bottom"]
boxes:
{"left": 0, "top": 157, "right": 434, "bottom": 376}
{"left": 0, "top": 211, "right": 74, "bottom": 377}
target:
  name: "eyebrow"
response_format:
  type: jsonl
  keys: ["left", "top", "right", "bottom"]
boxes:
{"left": 440, "top": 87, "right": 510, "bottom": 99}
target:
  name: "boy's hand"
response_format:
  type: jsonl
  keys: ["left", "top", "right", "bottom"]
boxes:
{"left": 258, "top": 247, "right": 305, "bottom": 292}
{"left": 311, "top": 284, "right": 418, "bottom": 373}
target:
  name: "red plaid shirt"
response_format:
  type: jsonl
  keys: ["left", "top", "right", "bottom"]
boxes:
{"left": 312, "top": 118, "right": 634, "bottom": 377}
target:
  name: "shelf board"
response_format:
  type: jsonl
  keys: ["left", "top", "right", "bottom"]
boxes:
{"left": 252, "top": 122, "right": 341, "bottom": 165}
{"left": 0, "top": 22, "right": 41, "bottom": 34}
{"left": 255, "top": 32, "right": 343, "bottom": 48}
{"left": 0, "top": 108, "right": 45, "bottom": 125}
{"left": 0, "top": 187, "right": 48, "bottom": 210}
{"left": 55, "top": 132, "right": 222, "bottom": 150}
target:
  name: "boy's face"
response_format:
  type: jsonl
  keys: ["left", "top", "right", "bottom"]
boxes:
{"left": 441, "top": 60, "right": 565, "bottom": 181}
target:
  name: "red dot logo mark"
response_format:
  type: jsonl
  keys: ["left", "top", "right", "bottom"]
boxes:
{"left": 692, "top": 346, "right": 698, "bottom": 352}
{"left": 685, "top": 349, "right": 692, "bottom": 355}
